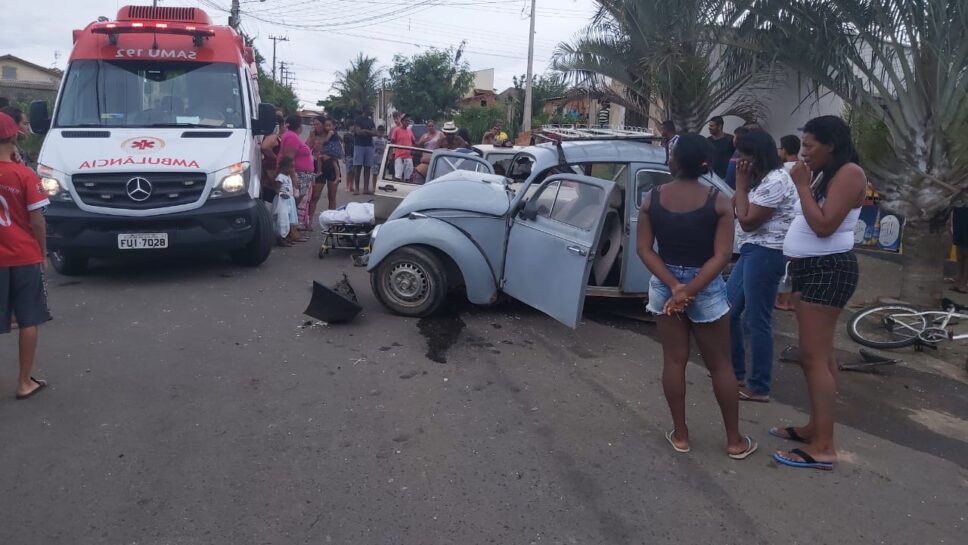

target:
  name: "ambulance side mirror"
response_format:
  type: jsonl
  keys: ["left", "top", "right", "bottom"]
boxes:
{"left": 254, "top": 103, "right": 277, "bottom": 136}
{"left": 29, "top": 101, "right": 50, "bottom": 135}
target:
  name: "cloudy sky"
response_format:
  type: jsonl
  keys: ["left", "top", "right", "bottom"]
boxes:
{"left": 1, "top": 0, "right": 599, "bottom": 107}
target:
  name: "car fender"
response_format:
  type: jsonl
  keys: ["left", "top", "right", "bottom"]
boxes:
{"left": 367, "top": 217, "right": 498, "bottom": 305}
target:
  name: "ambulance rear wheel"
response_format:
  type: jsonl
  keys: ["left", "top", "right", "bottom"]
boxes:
{"left": 49, "top": 250, "right": 88, "bottom": 276}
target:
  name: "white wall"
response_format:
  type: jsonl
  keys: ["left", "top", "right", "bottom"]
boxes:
{"left": 707, "top": 67, "right": 844, "bottom": 141}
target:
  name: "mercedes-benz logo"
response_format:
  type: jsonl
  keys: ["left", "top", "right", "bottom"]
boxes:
{"left": 125, "top": 177, "right": 152, "bottom": 202}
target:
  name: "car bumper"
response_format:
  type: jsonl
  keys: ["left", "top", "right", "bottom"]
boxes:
{"left": 46, "top": 198, "right": 262, "bottom": 257}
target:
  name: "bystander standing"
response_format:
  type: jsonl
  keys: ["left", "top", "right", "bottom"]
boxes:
{"left": 772, "top": 115, "right": 867, "bottom": 471}
{"left": 372, "top": 125, "right": 388, "bottom": 188}
{"left": 637, "top": 133, "right": 756, "bottom": 461}
{"left": 0, "top": 112, "right": 51, "bottom": 400}
{"left": 390, "top": 114, "right": 416, "bottom": 181}
{"left": 353, "top": 105, "right": 378, "bottom": 195}
{"left": 728, "top": 130, "right": 799, "bottom": 403}
{"left": 707, "top": 116, "right": 734, "bottom": 179}
{"left": 660, "top": 120, "right": 679, "bottom": 165}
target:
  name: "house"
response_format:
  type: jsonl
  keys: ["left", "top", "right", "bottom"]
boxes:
{"left": 460, "top": 69, "right": 497, "bottom": 109}
{"left": 0, "top": 54, "right": 62, "bottom": 105}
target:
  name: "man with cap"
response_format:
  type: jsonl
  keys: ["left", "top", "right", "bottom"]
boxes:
{"left": 0, "top": 112, "right": 50, "bottom": 399}
{"left": 441, "top": 121, "right": 470, "bottom": 150}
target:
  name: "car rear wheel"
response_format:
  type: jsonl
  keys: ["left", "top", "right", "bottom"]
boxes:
{"left": 49, "top": 250, "right": 88, "bottom": 276}
{"left": 371, "top": 246, "right": 448, "bottom": 317}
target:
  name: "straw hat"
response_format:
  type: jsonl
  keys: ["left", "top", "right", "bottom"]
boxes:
{"left": 441, "top": 121, "right": 459, "bottom": 134}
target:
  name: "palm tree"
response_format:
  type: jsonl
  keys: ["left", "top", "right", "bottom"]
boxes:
{"left": 331, "top": 54, "right": 382, "bottom": 118}
{"left": 553, "top": 0, "right": 775, "bottom": 132}
{"left": 740, "top": 0, "right": 968, "bottom": 304}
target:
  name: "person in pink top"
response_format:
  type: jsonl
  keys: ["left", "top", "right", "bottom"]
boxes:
{"left": 390, "top": 113, "right": 416, "bottom": 182}
{"left": 279, "top": 115, "right": 315, "bottom": 231}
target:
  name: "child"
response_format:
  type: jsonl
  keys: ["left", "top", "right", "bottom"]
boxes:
{"left": 272, "top": 156, "right": 300, "bottom": 246}
{"left": 372, "top": 125, "right": 387, "bottom": 188}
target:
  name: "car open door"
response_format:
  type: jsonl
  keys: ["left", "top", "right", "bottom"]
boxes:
{"left": 374, "top": 143, "right": 425, "bottom": 221}
{"left": 501, "top": 174, "right": 616, "bottom": 328}
{"left": 427, "top": 151, "right": 494, "bottom": 182}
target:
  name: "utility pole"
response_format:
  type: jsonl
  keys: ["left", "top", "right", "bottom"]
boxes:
{"left": 522, "top": 0, "right": 537, "bottom": 135}
{"left": 268, "top": 35, "right": 289, "bottom": 82}
{"left": 229, "top": 0, "right": 240, "bottom": 30}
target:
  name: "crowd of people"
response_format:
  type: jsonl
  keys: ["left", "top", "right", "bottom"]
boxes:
{"left": 643, "top": 115, "right": 867, "bottom": 471}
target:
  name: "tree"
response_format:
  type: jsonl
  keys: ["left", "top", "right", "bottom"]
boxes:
{"left": 326, "top": 54, "right": 382, "bottom": 120}
{"left": 240, "top": 32, "right": 298, "bottom": 114}
{"left": 552, "top": 0, "right": 775, "bottom": 132}
{"left": 741, "top": 0, "right": 968, "bottom": 304}
{"left": 510, "top": 74, "right": 569, "bottom": 131}
{"left": 389, "top": 46, "right": 474, "bottom": 122}
{"left": 455, "top": 104, "right": 509, "bottom": 145}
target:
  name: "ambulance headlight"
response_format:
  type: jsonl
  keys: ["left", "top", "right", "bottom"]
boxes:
{"left": 37, "top": 164, "right": 72, "bottom": 201}
{"left": 212, "top": 163, "right": 250, "bottom": 198}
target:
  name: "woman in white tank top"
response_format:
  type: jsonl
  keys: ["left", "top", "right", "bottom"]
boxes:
{"left": 771, "top": 116, "right": 867, "bottom": 472}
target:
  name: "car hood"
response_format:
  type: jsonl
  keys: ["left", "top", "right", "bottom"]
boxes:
{"left": 38, "top": 128, "right": 248, "bottom": 174}
{"left": 389, "top": 172, "right": 511, "bottom": 219}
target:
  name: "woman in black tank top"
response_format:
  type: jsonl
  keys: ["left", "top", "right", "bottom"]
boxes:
{"left": 637, "top": 134, "right": 757, "bottom": 460}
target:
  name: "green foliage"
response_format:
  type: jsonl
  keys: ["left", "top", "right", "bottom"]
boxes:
{"left": 845, "top": 104, "right": 894, "bottom": 171}
{"left": 509, "top": 74, "right": 569, "bottom": 132}
{"left": 258, "top": 74, "right": 299, "bottom": 115}
{"left": 389, "top": 47, "right": 474, "bottom": 122}
{"left": 240, "top": 31, "right": 299, "bottom": 114}
{"left": 325, "top": 54, "right": 382, "bottom": 121}
{"left": 454, "top": 105, "right": 508, "bottom": 145}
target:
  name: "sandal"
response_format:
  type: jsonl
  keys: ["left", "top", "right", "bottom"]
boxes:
{"left": 665, "top": 430, "right": 690, "bottom": 453}
{"left": 773, "top": 448, "right": 834, "bottom": 470}
{"left": 728, "top": 436, "right": 758, "bottom": 460}
{"left": 16, "top": 377, "right": 47, "bottom": 400}
{"left": 768, "top": 426, "right": 809, "bottom": 443}
{"left": 738, "top": 387, "right": 770, "bottom": 403}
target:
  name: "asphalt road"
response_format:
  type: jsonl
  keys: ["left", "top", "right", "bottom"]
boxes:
{"left": 1, "top": 210, "right": 966, "bottom": 544}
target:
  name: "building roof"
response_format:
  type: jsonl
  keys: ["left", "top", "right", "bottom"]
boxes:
{"left": 0, "top": 55, "right": 63, "bottom": 78}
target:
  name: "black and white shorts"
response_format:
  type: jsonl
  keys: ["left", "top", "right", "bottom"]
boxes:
{"left": 790, "top": 251, "right": 859, "bottom": 308}
{"left": 0, "top": 264, "right": 52, "bottom": 333}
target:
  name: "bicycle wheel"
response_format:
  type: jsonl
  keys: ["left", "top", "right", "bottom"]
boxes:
{"left": 847, "top": 305, "right": 926, "bottom": 349}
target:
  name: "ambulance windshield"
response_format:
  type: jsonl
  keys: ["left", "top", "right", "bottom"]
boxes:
{"left": 55, "top": 60, "right": 245, "bottom": 129}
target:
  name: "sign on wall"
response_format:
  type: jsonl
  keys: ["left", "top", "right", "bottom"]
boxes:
{"left": 853, "top": 185, "right": 904, "bottom": 253}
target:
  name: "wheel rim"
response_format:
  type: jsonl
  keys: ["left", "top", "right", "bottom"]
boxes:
{"left": 383, "top": 261, "right": 431, "bottom": 308}
{"left": 853, "top": 307, "right": 926, "bottom": 345}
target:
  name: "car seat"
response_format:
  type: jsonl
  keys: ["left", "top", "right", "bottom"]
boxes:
{"left": 592, "top": 189, "right": 623, "bottom": 286}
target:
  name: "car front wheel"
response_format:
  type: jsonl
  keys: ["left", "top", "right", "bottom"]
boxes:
{"left": 371, "top": 246, "right": 448, "bottom": 317}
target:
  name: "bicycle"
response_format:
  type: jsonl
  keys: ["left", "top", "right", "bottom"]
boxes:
{"left": 847, "top": 298, "right": 968, "bottom": 349}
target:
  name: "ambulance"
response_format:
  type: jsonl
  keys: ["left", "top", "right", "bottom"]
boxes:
{"left": 29, "top": 5, "right": 278, "bottom": 274}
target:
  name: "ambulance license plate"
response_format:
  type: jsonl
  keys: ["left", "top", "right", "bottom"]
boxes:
{"left": 117, "top": 233, "right": 169, "bottom": 250}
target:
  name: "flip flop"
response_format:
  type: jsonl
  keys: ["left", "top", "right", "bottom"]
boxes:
{"left": 768, "top": 426, "right": 808, "bottom": 443}
{"left": 728, "top": 436, "right": 758, "bottom": 460}
{"left": 16, "top": 377, "right": 47, "bottom": 400}
{"left": 773, "top": 448, "right": 834, "bottom": 470}
{"left": 950, "top": 287, "right": 968, "bottom": 294}
{"left": 739, "top": 388, "right": 770, "bottom": 403}
{"left": 665, "top": 430, "right": 690, "bottom": 453}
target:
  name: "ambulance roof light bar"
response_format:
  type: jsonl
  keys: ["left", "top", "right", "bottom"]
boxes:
{"left": 91, "top": 20, "right": 215, "bottom": 47}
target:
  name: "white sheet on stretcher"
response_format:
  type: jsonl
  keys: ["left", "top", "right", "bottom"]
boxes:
{"left": 319, "top": 202, "right": 375, "bottom": 228}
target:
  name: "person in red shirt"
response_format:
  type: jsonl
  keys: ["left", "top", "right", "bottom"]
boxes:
{"left": 0, "top": 112, "right": 50, "bottom": 399}
{"left": 390, "top": 113, "right": 416, "bottom": 182}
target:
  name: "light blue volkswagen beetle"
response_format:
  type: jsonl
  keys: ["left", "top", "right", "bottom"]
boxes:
{"left": 367, "top": 130, "right": 732, "bottom": 328}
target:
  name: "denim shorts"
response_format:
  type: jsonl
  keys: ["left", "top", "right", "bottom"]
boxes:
{"left": 353, "top": 145, "right": 375, "bottom": 167}
{"left": 647, "top": 265, "right": 730, "bottom": 323}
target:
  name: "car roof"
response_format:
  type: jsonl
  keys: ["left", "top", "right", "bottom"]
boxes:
{"left": 523, "top": 140, "right": 668, "bottom": 172}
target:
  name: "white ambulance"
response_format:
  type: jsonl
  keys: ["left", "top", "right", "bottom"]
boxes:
{"left": 30, "top": 5, "right": 278, "bottom": 274}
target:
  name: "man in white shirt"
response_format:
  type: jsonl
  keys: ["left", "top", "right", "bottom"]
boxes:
{"left": 779, "top": 134, "right": 801, "bottom": 172}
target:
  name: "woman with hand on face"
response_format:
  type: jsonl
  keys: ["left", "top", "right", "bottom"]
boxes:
{"left": 771, "top": 116, "right": 866, "bottom": 471}
{"left": 728, "top": 130, "right": 799, "bottom": 403}
{"left": 637, "top": 134, "right": 757, "bottom": 460}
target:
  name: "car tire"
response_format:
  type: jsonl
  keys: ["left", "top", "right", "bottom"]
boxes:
{"left": 49, "top": 250, "right": 89, "bottom": 276}
{"left": 230, "top": 203, "right": 274, "bottom": 267}
{"left": 371, "top": 246, "right": 448, "bottom": 317}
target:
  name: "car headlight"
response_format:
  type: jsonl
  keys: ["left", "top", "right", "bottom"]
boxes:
{"left": 37, "top": 164, "right": 72, "bottom": 201}
{"left": 212, "top": 163, "right": 250, "bottom": 198}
